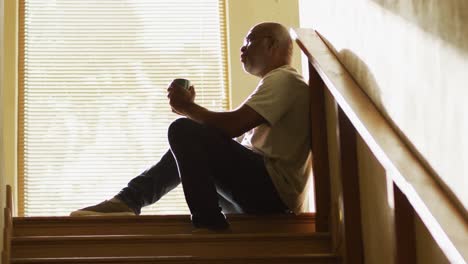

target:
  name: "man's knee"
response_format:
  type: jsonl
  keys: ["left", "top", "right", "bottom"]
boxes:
{"left": 167, "top": 118, "right": 199, "bottom": 145}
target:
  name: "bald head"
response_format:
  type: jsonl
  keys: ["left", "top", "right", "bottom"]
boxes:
{"left": 252, "top": 22, "right": 293, "bottom": 64}
{"left": 240, "top": 22, "right": 294, "bottom": 77}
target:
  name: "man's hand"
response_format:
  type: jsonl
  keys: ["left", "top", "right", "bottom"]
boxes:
{"left": 167, "top": 82, "right": 266, "bottom": 138}
{"left": 167, "top": 83, "right": 196, "bottom": 116}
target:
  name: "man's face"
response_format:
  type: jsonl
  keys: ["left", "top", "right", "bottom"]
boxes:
{"left": 240, "top": 27, "right": 272, "bottom": 77}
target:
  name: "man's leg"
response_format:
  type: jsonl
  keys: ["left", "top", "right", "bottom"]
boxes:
{"left": 168, "top": 118, "right": 288, "bottom": 228}
{"left": 210, "top": 144, "right": 289, "bottom": 215}
{"left": 72, "top": 118, "right": 287, "bottom": 222}
{"left": 115, "top": 149, "right": 181, "bottom": 215}
{"left": 70, "top": 149, "right": 181, "bottom": 216}
{"left": 217, "top": 193, "right": 243, "bottom": 214}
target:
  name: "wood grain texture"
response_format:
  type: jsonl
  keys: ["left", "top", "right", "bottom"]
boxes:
{"left": 11, "top": 254, "right": 341, "bottom": 264}
{"left": 13, "top": 213, "right": 316, "bottom": 237}
{"left": 12, "top": 233, "right": 331, "bottom": 258}
{"left": 337, "top": 108, "right": 364, "bottom": 264}
{"left": 308, "top": 62, "right": 332, "bottom": 232}
{"left": 9, "top": 213, "right": 336, "bottom": 263}
{"left": 394, "top": 183, "right": 417, "bottom": 264}
{"left": 291, "top": 28, "right": 467, "bottom": 263}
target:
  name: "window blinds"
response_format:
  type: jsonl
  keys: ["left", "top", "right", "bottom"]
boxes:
{"left": 19, "top": 0, "right": 228, "bottom": 216}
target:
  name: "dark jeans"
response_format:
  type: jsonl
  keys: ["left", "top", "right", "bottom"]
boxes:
{"left": 116, "top": 118, "right": 288, "bottom": 218}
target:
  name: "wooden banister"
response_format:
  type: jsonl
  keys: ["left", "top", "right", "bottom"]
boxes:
{"left": 308, "top": 61, "right": 331, "bottom": 232}
{"left": 337, "top": 108, "right": 364, "bottom": 263}
{"left": 394, "top": 183, "right": 417, "bottom": 264}
{"left": 291, "top": 28, "right": 467, "bottom": 263}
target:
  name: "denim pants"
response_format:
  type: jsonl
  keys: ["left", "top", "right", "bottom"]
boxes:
{"left": 116, "top": 118, "right": 288, "bottom": 217}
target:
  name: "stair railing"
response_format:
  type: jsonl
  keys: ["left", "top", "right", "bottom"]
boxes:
{"left": 292, "top": 28, "right": 467, "bottom": 264}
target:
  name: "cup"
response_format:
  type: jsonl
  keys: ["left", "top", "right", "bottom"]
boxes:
{"left": 171, "top": 78, "right": 191, "bottom": 90}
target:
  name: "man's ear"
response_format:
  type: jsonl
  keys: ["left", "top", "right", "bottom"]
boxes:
{"left": 267, "top": 38, "right": 278, "bottom": 49}
{"left": 266, "top": 38, "right": 278, "bottom": 54}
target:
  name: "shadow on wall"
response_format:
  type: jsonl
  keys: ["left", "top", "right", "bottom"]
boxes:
{"left": 372, "top": 0, "right": 468, "bottom": 52}
{"left": 316, "top": 33, "right": 385, "bottom": 114}
{"left": 317, "top": 33, "right": 466, "bottom": 215}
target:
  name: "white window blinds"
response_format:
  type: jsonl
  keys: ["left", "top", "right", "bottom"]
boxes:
{"left": 19, "top": 0, "right": 228, "bottom": 216}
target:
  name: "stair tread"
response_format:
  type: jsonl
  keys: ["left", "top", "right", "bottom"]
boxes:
{"left": 13, "top": 213, "right": 315, "bottom": 224}
{"left": 13, "top": 232, "right": 330, "bottom": 242}
{"left": 12, "top": 232, "right": 331, "bottom": 258}
{"left": 13, "top": 213, "right": 316, "bottom": 236}
{"left": 12, "top": 254, "right": 341, "bottom": 264}
{"left": 13, "top": 253, "right": 339, "bottom": 260}
{"left": 11, "top": 213, "right": 327, "bottom": 260}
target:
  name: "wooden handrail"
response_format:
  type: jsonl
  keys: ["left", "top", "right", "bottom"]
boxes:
{"left": 291, "top": 28, "right": 467, "bottom": 263}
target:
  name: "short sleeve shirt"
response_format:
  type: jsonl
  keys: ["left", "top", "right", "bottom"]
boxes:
{"left": 241, "top": 65, "right": 312, "bottom": 213}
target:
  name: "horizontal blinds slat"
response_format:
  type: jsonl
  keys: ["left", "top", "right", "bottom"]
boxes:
{"left": 20, "top": 0, "right": 227, "bottom": 216}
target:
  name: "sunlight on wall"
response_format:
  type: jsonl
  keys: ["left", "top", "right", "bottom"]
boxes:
{"left": 299, "top": 0, "right": 467, "bottom": 211}
{"left": 0, "top": 0, "right": 5, "bottom": 255}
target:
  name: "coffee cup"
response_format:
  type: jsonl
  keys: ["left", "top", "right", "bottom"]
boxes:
{"left": 171, "top": 78, "right": 191, "bottom": 90}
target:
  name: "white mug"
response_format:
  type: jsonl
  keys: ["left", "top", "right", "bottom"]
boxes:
{"left": 171, "top": 78, "right": 191, "bottom": 90}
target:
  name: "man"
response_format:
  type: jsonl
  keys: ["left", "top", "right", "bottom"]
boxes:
{"left": 71, "top": 22, "right": 311, "bottom": 230}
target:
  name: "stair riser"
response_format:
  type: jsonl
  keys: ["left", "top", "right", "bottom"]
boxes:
{"left": 13, "top": 237, "right": 330, "bottom": 258}
{"left": 14, "top": 222, "right": 315, "bottom": 236}
{"left": 12, "top": 257, "right": 340, "bottom": 264}
{"left": 13, "top": 215, "right": 316, "bottom": 237}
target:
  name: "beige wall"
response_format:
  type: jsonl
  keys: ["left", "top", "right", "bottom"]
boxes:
{"left": 227, "top": 0, "right": 302, "bottom": 108}
{"left": 300, "top": 0, "right": 467, "bottom": 211}
{"left": 300, "top": 0, "right": 466, "bottom": 262}
{"left": 356, "top": 138, "right": 397, "bottom": 264}
{"left": 0, "top": 0, "right": 4, "bottom": 259}
{"left": 2, "top": 0, "right": 16, "bottom": 218}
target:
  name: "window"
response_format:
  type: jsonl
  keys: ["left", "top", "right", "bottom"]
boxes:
{"left": 19, "top": 0, "right": 228, "bottom": 216}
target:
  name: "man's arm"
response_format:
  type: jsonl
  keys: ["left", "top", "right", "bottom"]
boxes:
{"left": 167, "top": 85, "right": 266, "bottom": 138}
{"left": 183, "top": 103, "right": 266, "bottom": 138}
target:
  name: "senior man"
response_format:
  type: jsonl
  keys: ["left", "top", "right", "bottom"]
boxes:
{"left": 71, "top": 22, "right": 311, "bottom": 230}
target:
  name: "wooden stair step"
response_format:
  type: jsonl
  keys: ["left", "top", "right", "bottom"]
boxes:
{"left": 12, "top": 233, "right": 331, "bottom": 258}
{"left": 13, "top": 213, "right": 315, "bottom": 237}
{"left": 12, "top": 254, "right": 341, "bottom": 264}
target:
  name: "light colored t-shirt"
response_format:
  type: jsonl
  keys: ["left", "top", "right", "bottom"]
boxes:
{"left": 241, "top": 65, "right": 312, "bottom": 214}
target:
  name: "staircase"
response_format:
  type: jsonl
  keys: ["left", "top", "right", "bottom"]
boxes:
{"left": 5, "top": 211, "right": 340, "bottom": 264}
